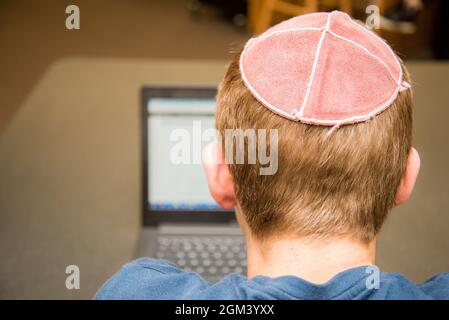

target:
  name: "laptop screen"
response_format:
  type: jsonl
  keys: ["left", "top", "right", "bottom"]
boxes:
{"left": 146, "top": 97, "right": 222, "bottom": 211}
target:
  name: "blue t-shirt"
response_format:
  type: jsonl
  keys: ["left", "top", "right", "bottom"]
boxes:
{"left": 95, "top": 258, "right": 449, "bottom": 300}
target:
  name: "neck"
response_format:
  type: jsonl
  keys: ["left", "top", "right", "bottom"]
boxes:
{"left": 246, "top": 234, "right": 376, "bottom": 284}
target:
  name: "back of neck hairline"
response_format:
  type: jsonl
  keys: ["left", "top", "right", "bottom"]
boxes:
{"left": 245, "top": 233, "right": 376, "bottom": 283}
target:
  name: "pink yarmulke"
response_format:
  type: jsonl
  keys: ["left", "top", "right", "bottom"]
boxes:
{"left": 240, "top": 11, "right": 410, "bottom": 126}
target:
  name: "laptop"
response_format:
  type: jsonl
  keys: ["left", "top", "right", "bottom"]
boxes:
{"left": 136, "top": 86, "right": 246, "bottom": 282}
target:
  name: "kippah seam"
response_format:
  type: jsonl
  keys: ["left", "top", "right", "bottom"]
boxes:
{"left": 347, "top": 15, "right": 403, "bottom": 80}
{"left": 296, "top": 12, "right": 333, "bottom": 118}
{"left": 239, "top": 11, "right": 409, "bottom": 127}
{"left": 327, "top": 30, "right": 400, "bottom": 86}
{"left": 244, "top": 27, "right": 323, "bottom": 52}
{"left": 295, "top": 82, "right": 402, "bottom": 125}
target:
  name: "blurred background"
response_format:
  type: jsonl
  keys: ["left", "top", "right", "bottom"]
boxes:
{"left": 0, "top": 0, "right": 448, "bottom": 299}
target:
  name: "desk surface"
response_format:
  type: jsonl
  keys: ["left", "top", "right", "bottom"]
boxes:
{"left": 0, "top": 58, "right": 448, "bottom": 299}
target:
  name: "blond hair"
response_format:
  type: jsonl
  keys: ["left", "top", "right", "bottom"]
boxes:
{"left": 216, "top": 50, "right": 413, "bottom": 242}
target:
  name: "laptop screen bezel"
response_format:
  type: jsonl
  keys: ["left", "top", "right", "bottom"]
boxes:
{"left": 141, "top": 86, "right": 235, "bottom": 226}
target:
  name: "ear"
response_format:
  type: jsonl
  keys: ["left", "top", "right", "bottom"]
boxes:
{"left": 203, "top": 143, "right": 236, "bottom": 209}
{"left": 394, "top": 147, "right": 421, "bottom": 206}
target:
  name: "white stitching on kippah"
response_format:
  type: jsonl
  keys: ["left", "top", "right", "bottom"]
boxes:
{"left": 244, "top": 27, "right": 323, "bottom": 52}
{"left": 347, "top": 15, "right": 403, "bottom": 82}
{"left": 328, "top": 30, "right": 400, "bottom": 86}
{"left": 239, "top": 11, "right": 409, "bottom": 127}
{"left": 326, "top": 119, "right": 347, "bottom": 136}
{"left": 400, "top": 80, "right": 411, "bottom": 91}
{"left": 296, "top": 12, "right": 333, "bottom": 118}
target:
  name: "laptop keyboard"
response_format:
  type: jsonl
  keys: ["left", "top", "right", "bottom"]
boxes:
{"left": 156, "top": 235, "right": 247, "bottom": 282}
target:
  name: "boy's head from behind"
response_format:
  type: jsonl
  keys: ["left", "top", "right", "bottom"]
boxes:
{"left": 204, "top": 11, "right": 420, "bottom": 243}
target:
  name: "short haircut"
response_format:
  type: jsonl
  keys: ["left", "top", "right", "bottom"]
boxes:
{"left": 216, "top": 50, "right": 413, "bottom": 242}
